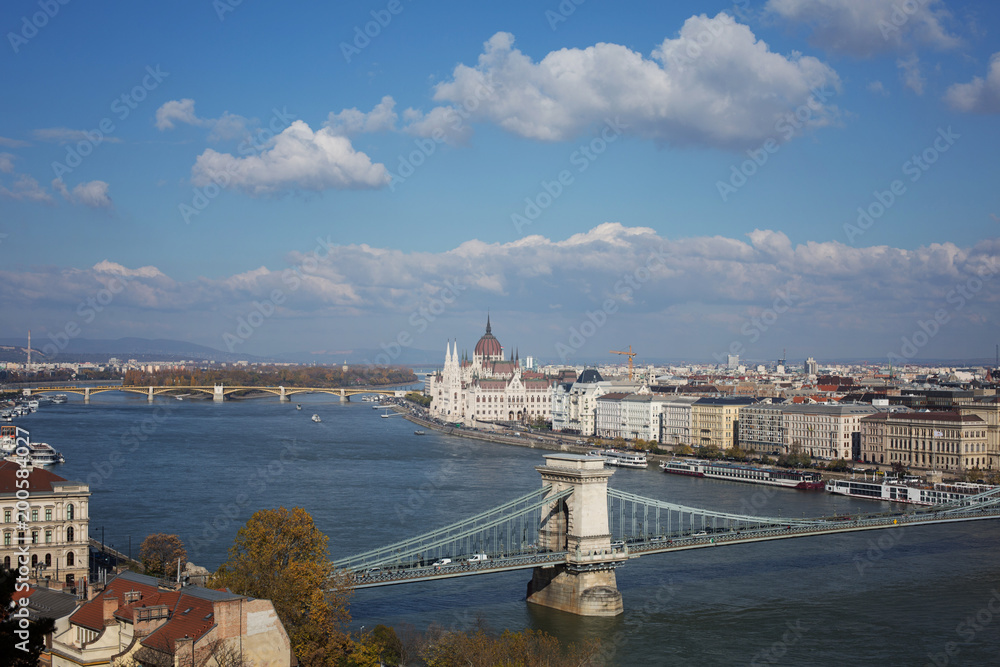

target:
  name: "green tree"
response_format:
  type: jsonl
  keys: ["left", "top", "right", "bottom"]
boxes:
{"left": 139, "top": 533, "right": 187, "bottom": 578}
{"left": 211, "top": 507, "right": 352, "bottom": 666}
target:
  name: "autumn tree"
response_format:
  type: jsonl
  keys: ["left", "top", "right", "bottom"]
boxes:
{"left": 211, "top": 507, "right": 352, "bottom": 666}
{"left": 420, "top": 626, "right": 601, "bottom": 667}
{"left": 139, "top": 533, "right": 187, "bottom": 578}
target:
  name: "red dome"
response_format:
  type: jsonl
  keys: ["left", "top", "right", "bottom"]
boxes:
{"left": 474, "top": 315, "right": 503, "bottom": 358}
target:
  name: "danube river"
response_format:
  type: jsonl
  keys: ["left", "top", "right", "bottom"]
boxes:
{"left": 23, "top": 394, "right": 1000, "bottom": 665}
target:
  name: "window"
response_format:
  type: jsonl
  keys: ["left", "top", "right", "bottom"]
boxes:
{"left": 31, "top": 531, "right": 38, "bottom": 545}
{"left": 3, "top": 533, "right": 9, "bottom": 547}
{"left": 45, "top": 530, "right": 52, "bottom": 544}
{"left": 45, "top": 509, "right": 51, "bottom": 522}
{"left": 66, "top": 551, "right": 74, "bottom": 566}
{"left": 66, "top": 505, "right": 74, "bottom": 521}
{"left": 3, "top": 510, "right": 9, "bottom": 523}
{"left": 31, "top": 509, "right": 38, "bottom": 522}
{"left": 66, "top": 527, "right": 74, "bottom": 542}
{"left": 45, "top": 553, "right": 51, "bottom": 567}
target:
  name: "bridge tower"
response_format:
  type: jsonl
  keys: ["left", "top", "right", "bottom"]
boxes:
{"left": 213, "top": 384, "right": 225, "bottom": 402}
{"left": 279, "top": 386, "right": 289, "bottom": 402}
{"left": 527, "top": 453, "right": 624, "bottom": 616}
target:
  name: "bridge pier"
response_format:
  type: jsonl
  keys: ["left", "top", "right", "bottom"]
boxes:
{"left": 213, "top": 384, "right": 225, "bottom": 402}
{"left": 83, "top": 388, "right": 90, "bottom": 404}
{"left": 340, "top": 389, "right": 349, "bottom": 403}
{"left": 279, "top": 386, "right": 289, "bottom": 402}
{"left": 148, "top": 387, "right": 154, "bottom": 403}
{"left": 526, "top": 454, "right": 624, "bottom": 617}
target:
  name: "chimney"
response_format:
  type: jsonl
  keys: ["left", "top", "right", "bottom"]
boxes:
{"left": 102, "top": 594, "right": 120, "bottom": 624}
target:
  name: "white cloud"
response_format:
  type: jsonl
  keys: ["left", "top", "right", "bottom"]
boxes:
{"left": 0, "top": 153, "right": 15, "bottom": 174}
{"left": 423, "top": 19, "right": 840, "bottom": 150}
{"left": 867, "top": 80, "right": 889, "bottom": 96}
{"left": 0, "top": 137, "right": 30, "bottom": 148}
{"left": 2, "top": 225, "right": 997, "bottom": 359}
{"left": 52, "top": 179, "right": 114, "bottom": 208}
{"left": 190, "top": 120, "right": 390, "bottom": 195}
{"left": 325, "top": 96, "right": 398, "bottom": 136}
{"left": 897, "top": 54, "right": 925, "bottom": 95}
{"left": 765, "top": 0, "right": 960, "bottom": 57}
{"left": 155, "top": 98, "right": 251, "bottom": 140}
{"left": 32, "top": 127, "right": 122, "bottom": 144}
{"left": 945, "top": 52, "right": 1000, "bottom": 113}
{"left": 0, "top": 174, "right": 53, "bottom": 203}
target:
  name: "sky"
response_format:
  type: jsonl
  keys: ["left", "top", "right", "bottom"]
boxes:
{"left": 1, "top": 0, "right": 999, "bottom": 366}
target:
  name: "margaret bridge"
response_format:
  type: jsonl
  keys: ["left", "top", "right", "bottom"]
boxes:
{"left": 21, "top": 384, "right": 408, "bottom": 403}
{"left": 333, "top": 454, "right": 1000, "bottom": 616}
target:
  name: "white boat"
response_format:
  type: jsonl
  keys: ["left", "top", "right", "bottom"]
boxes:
{"left": 311, "top": 414, "right": 321, "bottom": 423}
{"left": 296, "top": 404, "right": 302, "bottom": 410}
{"left": 825, "top": 477, "right": 997, "bottom": 505}
{"left": 589, "top": 449, "right": 648, "bottom": 469}
{"left": 660, "top": 458, "right": 826, "bottom": 490}
{"left": 5, "top": 442, "right": 66, "bottom": 468}
{"left": 414, "top": 430, "right": 426, "bottom": 435}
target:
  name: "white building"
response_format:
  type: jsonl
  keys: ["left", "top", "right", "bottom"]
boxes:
{"left": 658, "top": 396, "right": 700, "bottom": 446}
{"left": 551, "top": 370, "right": 641, "bottom": 436}
{"left": 739, "top": 403, "right": 879, "bottom": 460}
{"left": 426, "top": 317, "right": 557, "bottom": 426}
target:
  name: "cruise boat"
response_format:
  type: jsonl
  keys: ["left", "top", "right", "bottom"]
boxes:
{"left": 825, "top": 477, "right": 997, "bottom": 505}
{"left": 311, "top": 414, "right": 321, "bottom": 423}
{"left": 659, "top": 458, "right": 825, "bottom": 490}
{"left": 6, "top": 442, "right": 66, "bottom": 467}
{"left": 589, "top": 449, "right": 649, "bottom": 469}
{"left": 414, "top": 430, "right": 426, "bottom": 435}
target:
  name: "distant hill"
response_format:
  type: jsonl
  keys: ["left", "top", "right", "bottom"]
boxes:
{"left": 0, "top": 337, "right": 265, "bottom": 364}
{"left": 276, "top": 347, "right": 446, "bottom": 366}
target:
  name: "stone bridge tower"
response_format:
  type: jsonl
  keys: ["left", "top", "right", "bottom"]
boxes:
{"left": 527, "top": 453, "right": 624, "bottom": 616}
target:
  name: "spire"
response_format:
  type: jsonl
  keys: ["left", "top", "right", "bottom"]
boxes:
{"left": 485, "top": 312, "right": 492, "bottom": 335}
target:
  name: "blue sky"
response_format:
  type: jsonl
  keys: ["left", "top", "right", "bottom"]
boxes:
{"left": 2, "top": 0, "right": 999, "bottom": 365}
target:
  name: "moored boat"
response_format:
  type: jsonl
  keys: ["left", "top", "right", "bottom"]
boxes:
{"left": 825, "top": 477, "right": 996, "bottom": 505}
{"left": 660, "top": 458, "right": 825, "bottom": 490}
{"left": 414, "top": 430, "right": 426, "bottom": 435}
{"left": 311, "top": 414, "right": 321, "bottom": 423}
{"left": 588, "top": 449, "right": 648, "bottom": 469}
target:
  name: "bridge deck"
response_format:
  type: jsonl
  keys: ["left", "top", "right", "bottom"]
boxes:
{"left": 342, "top": 506, "right": 1000, "bottom": 588}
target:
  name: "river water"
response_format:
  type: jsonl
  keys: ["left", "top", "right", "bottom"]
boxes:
{"left": 21, "top": 394, "right": 1000, "bottom": 665}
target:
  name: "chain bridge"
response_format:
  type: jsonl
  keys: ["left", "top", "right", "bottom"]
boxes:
{"left": 22, "top": 384, "right": 406, "bottom": 403}
{"left": 333, "top": 453, "right": 1000, "bottom": 617}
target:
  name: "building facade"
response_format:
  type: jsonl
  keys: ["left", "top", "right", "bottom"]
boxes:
{"left": 859, "top": 411, "right": 989, "bottom": 473}
{"left": 740, "top": 403, "right": 879, "bottom": 460}
{"left": 50, "top": 570, "right": 293, "bottom": 666}
{"left": 959, "top": 397, "right": 1000, "bottom": 470}
{"left": 690, "top": 397, "right": 757, "bottom": 450}
{"left": 0, "top": 460, "right": 89, "bottom": 592}
{"left": 427, "top": 317, "right": 557, "bottom": 426}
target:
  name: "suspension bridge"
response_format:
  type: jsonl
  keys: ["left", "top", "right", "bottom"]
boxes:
{"left": 22, "top": 385, "right": 407, "bottom": 403}
{"left": 333, "top": 453, "right": 1000, "bottom": 616}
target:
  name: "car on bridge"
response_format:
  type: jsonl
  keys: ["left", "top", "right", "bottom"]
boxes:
{"left": 465, "top": 554, "right": 489, "bottom": 563}
{"left": 431, "top": 558, "right": 453, "bottom": 567}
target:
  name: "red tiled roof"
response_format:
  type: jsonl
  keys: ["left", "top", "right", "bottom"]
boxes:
{"left": 70, "top": 577, "right": 161, "bottom": 632}
{"left": 141, "top": 593, "right": 216, "bottom": 654}
{"left": 0, "top": 461, "right": 68, "bottom": 493}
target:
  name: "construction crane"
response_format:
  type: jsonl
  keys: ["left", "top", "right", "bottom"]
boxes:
{"left": 610, "top": 346, "right": 636, "bottom": 381}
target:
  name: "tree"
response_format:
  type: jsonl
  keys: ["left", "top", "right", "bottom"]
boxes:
{"left": 420, "top": 626, "right": 601, "bottom": 667}
{"left": 890, "top": 461, "right": 909, "bottom": 477}
{"left": 139, "top": 533, "right": 187, "bottom": 578}
{"left": 211, "top": 507, "right": 352, "bottom": 666}
{"left": 0, "top": 566, "right": 56, "bottom": 666}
